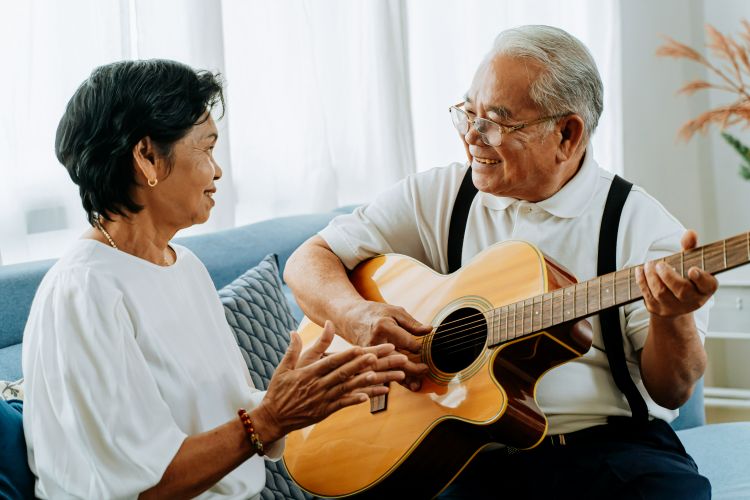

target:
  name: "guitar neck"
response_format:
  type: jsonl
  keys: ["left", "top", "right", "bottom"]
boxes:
{"left": 487, "top": 231, "right": 750, "bottom": 348}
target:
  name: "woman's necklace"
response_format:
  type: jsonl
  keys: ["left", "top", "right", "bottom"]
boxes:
{"left": 94, "top": 219, "right": 118, "bottom": 249}
{"left": 94, "top": 219, "right": 173, "bottom": 266}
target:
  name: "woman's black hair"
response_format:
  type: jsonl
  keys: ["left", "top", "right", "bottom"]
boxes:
{"left": 55, "top": 59, "right": 224, "bottom": 225}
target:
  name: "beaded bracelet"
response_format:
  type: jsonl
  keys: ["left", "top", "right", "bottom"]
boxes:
{"left": 237, "top": 408, "right": 265, "bottom": 456}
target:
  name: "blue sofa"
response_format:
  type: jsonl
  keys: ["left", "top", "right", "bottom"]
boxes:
{"left": 2, "top": 208, "right": 749, "bottom": 498}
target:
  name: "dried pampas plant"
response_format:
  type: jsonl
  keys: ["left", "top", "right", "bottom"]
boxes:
{"left": 657, "top": 21, "right": 750, "bottom": 180}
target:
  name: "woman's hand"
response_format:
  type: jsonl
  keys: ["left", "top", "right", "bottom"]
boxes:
{"left": 250, "top": 321, "right": 407, "bottom": 444}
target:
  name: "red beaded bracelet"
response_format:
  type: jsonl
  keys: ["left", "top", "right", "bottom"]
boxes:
{"left": 237, "top": 408, "right": 265, "bottom": 456}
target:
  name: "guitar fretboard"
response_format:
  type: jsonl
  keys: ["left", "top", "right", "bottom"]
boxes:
{"left": 486, "top": 231, "right": 750, "bottom": 347}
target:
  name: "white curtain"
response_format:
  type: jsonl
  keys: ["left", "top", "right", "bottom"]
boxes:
{"left": 0, "top": 0, "right": 621, "bottom": 265}
{"left": 0, "top": 0, "right": 232, "bottom": 264}
{"left": 221, "top": 0, "right": 416, "bottom": 224}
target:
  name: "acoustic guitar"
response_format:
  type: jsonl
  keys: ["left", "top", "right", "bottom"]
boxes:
{"left": 283, "top": 232, "right": 750, "bottom": 499}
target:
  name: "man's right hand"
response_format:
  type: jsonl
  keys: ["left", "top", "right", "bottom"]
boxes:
{"left": 338, "top": 301, "right": 432, "bottom": 391}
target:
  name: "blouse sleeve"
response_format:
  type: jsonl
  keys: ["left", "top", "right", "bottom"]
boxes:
{"left": 23, "top": 268, "right": 187, "bottom": 499}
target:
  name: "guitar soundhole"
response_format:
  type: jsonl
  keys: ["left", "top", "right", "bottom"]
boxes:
{"left": 430, "top": 307, "right": 487, "bottom": 374}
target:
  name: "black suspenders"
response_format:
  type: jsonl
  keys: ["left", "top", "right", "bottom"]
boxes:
{"left": 447, "top": 167, "right": 648, "bottom": 423}
{"left": 598, "top": 175, "right": 649, "bottom": 423}
{"left": 447, "top": 167, "right": 478, "bottom": 274}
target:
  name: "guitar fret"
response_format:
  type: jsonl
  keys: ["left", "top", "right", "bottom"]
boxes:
{"left": 549, "top": 291, "right": 554, "bottom": 328}
{"left": 602, "top": 274, "right": 614, "bottom": 309}
{"left": 564, "top": 287, "right": 574, "bottom": 321}
{"left": 613, "top": 272, "right": 616, "bottom": 308}
{"left": 727, "top": 235, "right": 749, "bottom": 268}
{"left": 613, "top": 270, "right": 625, "bottom": 304}
{"left": 723, "top": 239, "right": 727, "bottom": 269}
{"left": 503, "top": 306, "right": 510, "bottom": 340}
{"left": 491, "top": 308, "right": 498, "bottom": 345}
{"left": 573, "top": 283, "right": 587, "bottom": 317}
{"left": 542, "top": 293, "right": 552, "bottom": 329}
{"left": 515, "top": 302, "right": 523, "bottom": 338}
{"left": 533, "top": 296, "right": 542, "bottom": 331}
{"left": 496, "top": 309, "right": 502, "bottom": 344}
{"left": 705, "top": 241, "right": 725, "bottom": 274}
{"left": 681, "top": 252, "right": 685, "bottom": 278}
{"left": 587, "top": 280, "right": 599, "bottom": 315}
{"left": 627, "top": 268, "right": 632, "bottom": 301}
{"left": 524, "top": 298, "right": 534, "bottom": 334}
{"left": 585, "top": 281, "right": 589, "bottom": 315}
{"left": 554, "top": 288, "right": 565, "bottom": 323}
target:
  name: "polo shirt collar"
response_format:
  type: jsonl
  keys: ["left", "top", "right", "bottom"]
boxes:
{"left": 479, "top": 143, "right": 598, "bottom": 218}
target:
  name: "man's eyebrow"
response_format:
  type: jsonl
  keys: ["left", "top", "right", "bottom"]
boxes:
{"left": 204, "top": 132, "right": 218, "bottom": 142}
{"left": 463, "top": 95, "right": 513, "bottom": 121}
{"left": 487, "top": 106, "right": 513, "bottom": 121}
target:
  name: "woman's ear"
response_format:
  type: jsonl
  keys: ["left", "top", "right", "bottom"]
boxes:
{"left": 132, "top": 137, "right": 159, "bottom": 186}
{"left": 556, "top": 114, "right": 585, "bottom": 162}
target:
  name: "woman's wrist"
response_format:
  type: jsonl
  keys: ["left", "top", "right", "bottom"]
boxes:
{"left": 248, "top": 404, "right": 284, "bottom": 446}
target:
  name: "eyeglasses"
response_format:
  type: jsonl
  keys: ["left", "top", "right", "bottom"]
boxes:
{"left": 449, "top": 102, "right": 570, "bottom": 147}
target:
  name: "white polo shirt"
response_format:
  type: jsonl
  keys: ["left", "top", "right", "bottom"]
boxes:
{"left": 319, "top": 146, "right": 710, "bottom": 434}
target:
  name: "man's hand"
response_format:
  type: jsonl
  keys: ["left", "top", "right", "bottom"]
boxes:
{"left": 635, "top": 230, "right": 718, "bottom": 318}
{"left": 339, "top": 301, "right": 431, "bottom": 391}
{"left": 637, "top": 230, "right": 714, "bottom": 408}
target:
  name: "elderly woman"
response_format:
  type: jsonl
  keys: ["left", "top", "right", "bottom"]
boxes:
{"left": 21, "top": 59, "right": 407, "bottom": 499}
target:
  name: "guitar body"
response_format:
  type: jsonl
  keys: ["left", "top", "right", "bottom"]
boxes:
{"left": 283, "top": 240, "right": 593, "bottom": 498}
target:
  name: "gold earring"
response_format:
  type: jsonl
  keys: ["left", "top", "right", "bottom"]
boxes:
{"left": 148, "top": 178, "right": 158, "bottom": 187}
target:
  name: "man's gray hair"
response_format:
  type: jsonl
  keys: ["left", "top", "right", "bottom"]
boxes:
{"left": 489, "top": 25, "right": 603, "bottom": 139}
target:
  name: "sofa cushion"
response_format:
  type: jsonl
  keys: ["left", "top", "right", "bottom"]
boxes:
{"left": 0, "top": 378, "right": 23, "bottom": 401}
{"left": 219, "top": 254, "right": 297, "bottom": 390}
{"left": 0, "top": 400, "right": 35, "bottom": 499}
{"left": 678, "top": 422, "right": 750, "bottom": 499}
{"left": 218, "top": 254, "right": 311, "bottom": 500}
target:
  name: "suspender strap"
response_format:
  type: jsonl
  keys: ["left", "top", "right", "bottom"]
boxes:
{"left": 448, "top": 167, "right": 478, "bottom": 273}
{"left": 598, "top": 175, "right": 649, "bottom": 423}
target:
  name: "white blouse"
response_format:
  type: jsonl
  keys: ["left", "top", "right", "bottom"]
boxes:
{"left": 22, "top": 239, "right": 282, "bottom": 500}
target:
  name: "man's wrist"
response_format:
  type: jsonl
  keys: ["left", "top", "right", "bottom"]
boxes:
{"left": 649, "top": 311, "right": 696, "bottom": 337}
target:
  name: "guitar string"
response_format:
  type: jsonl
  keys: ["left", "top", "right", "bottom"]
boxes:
{"left": 408, "top": 239, "right": 743, "bottom": 349}
{"left": 402, "top": 241, "right": 745, "bottom": 351}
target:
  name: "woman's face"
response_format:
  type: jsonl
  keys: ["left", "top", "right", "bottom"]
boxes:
{"left": 146, "top": 115, "right": 222, "bottom": 230}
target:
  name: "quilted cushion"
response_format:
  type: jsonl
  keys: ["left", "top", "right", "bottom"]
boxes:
{"left": 219, "top": 254, "right": 312, "bottom": 500}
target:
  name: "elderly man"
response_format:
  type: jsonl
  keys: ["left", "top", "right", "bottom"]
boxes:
{"left": 285, "top": 25, "right": 715, "bottom": 498}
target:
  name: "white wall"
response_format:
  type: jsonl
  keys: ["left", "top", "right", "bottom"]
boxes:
{"left": 620, "top": 0, "right": 716, "bottom": 236}
{"left": 620, "top": 0, "right": 750, "bottom": 282}
{"left": 702, "top": 0, "right": 750, "bottom": 282}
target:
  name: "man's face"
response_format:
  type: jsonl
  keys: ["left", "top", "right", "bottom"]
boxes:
{"left": 461, "top": 53, "right": 578, "bottom": 202}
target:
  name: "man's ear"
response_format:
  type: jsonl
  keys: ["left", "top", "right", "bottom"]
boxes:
{"left": 556, "top": 114, "right": 585, "bottom": 162}
{"left": 132, "top": 137, "right": 159, "bottom": 186}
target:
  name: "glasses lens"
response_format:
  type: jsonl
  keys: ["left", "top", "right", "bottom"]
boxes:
{"left": 450, "top": 107, "right": 469, "bottom": 135}
{"left": 474, "top": 118, "right": 502, "bottom": 146}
